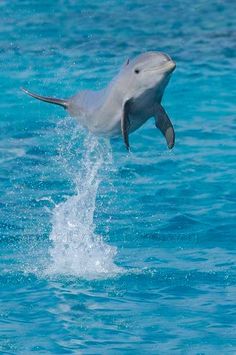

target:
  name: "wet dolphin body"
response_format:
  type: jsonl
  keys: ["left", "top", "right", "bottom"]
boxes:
{"left": 22, "top": 51, "right": 176, "bottom": 150}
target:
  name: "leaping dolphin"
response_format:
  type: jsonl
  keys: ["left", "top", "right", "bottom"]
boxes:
{"left": 22, "top": 51, "right": 176, "bottom": 150}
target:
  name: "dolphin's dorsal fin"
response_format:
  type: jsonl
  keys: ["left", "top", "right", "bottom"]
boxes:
{"left": 154, "top": 104, "right": 175, "bottom": 149}
{"left": 121, "top": 58, "right": 130, "bottom": 69}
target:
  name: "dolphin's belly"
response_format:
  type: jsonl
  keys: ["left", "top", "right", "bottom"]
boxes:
{"left": 89, "top": 112, "right": 122, "bottom": 137}
{"left": 128, "top": 91, "right": 157, "bottom": 133}
{"left": 129, "top": 114, "right": 150, "bottom": 134}
{"left": 87, "top": 108, "right": 154, "bottom": 138}
{"left": 90, "top": 113, "right": 150, "bottom": 137}
{"left": 74, "top": 88, "right": 158, "bottom": 137}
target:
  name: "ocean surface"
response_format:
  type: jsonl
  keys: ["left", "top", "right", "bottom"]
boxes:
{"left": 0, "top": 0, "right": 236, "bottom": 353}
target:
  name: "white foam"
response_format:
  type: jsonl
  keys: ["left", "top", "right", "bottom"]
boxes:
{"left": 47, "top": 129, "right": 122, "bottom": 279}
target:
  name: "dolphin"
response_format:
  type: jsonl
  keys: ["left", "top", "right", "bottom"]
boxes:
{"left": 22, "top": 51, "right": 176, "bottom": 150}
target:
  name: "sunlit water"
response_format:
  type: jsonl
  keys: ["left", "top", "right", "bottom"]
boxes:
{"left": 0, "top": 0, "right": 236, "bottom": 353}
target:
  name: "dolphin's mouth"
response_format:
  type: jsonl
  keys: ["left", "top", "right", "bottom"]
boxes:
{"left": 144, "top": 60, "right": 176, "bottom": 73}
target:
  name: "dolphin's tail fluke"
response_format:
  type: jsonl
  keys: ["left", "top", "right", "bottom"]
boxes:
{"left": 21, "top": 87, "right": 68, "bottom": 109}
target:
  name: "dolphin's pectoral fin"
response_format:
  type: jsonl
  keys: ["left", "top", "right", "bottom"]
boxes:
{"left": 154, "top": 104, "right": 175, "bottom": 149}
{"left": 121, "top": 99, "right": 132, "bottom": 150}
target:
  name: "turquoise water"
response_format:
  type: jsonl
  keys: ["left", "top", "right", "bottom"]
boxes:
{"left": 1, "top": 0, "right": 236, "bottom": 353}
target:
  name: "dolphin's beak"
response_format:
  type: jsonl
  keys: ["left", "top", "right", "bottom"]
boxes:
{"left": 144, "top": 60, "right": 176, "bottom": 74}
{"left": 166, "top": 60, "right": 176, "bottom": 73}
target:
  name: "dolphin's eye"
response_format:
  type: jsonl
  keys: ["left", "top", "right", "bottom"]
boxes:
{"left": 134, "top": 68, "right": 140, "bottom": 74}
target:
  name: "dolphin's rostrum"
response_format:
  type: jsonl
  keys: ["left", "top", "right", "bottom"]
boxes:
{"left": 22, "top": 51, "right": 176, "bottom": 150}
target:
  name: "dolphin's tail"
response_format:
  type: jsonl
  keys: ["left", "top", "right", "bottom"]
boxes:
{"left": 21, "top": 87, "right": 68, "bottom": 109}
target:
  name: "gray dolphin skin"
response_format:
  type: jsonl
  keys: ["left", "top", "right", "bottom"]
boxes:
{"left": 22, "top": 51, "right": 176, "bottom": 150}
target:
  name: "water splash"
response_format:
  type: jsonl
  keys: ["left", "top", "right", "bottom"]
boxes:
{"left": 47, "top": 127, "right": 122, "bottom": 279}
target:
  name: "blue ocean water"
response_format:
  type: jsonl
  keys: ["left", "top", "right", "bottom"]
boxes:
{"left": 0, "top": 0, "right": 236, "bottom": 353}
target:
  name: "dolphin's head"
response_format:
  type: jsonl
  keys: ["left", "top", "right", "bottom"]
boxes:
{"left": 122, "top": 51, "right": 176, "bottom": 100}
